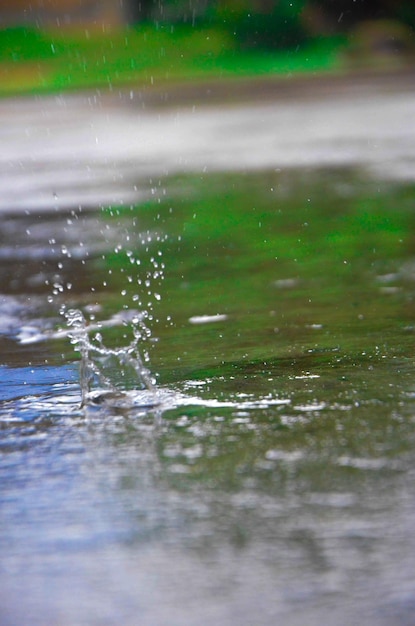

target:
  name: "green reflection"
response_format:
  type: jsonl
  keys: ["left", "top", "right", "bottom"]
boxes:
{"left": 74, "top": 166, "right": 415, "bottom": 473}
{"left": 98, "top": 168, "right": 415, "bottom": 376}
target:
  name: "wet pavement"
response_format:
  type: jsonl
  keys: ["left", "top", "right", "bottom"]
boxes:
{"left": 1, "top": 72, "right": 415, "bottom": 626}
{"left": 1, "top": 71, "right": 415, "bottom": 213}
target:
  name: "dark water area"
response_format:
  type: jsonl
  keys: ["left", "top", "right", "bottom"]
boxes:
{"left": 1, "top": 79, "right": 415, "bottom": 625}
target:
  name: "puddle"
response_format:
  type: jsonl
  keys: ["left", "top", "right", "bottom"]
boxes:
{"left": 1, "top": 78, "right": 415, "bottom": 625}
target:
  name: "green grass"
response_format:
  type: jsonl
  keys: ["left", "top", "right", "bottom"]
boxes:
{"left": 0, "top": 25, "right": 347, "bottom": 96}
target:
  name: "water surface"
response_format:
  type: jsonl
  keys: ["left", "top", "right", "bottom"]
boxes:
{"left": 1, "top": 77, "right": 415, "bottom": 625}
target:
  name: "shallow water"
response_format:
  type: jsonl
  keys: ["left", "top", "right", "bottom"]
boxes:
{"left": 1, "top": 78, "right": 415, "bottom": 625}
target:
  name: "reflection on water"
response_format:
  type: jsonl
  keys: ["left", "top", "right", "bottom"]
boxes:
{"left": 1, "top": 89, "right": 415, "bottom": 625}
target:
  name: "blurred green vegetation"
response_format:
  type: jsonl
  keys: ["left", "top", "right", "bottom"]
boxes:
{"left": 0, "top": 23, "right": 345, "bottom": 96}
{"left": 212, "top": 0, "right": 307, "bottom": 49}
{"left": 1, "top": 0, "right": 414, "bottom": 96}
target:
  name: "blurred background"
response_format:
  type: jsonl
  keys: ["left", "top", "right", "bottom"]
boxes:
{"left": 0, "top": 0, "right": 414, "bottom": 95}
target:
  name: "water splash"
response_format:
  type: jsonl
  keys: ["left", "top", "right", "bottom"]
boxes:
{"left": 65, "top": 308, "right": 157, "bottom": 408}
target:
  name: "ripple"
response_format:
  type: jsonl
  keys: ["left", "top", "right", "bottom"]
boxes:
{"left": 0, "top": 376, "right": 292, "bottom": 424}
